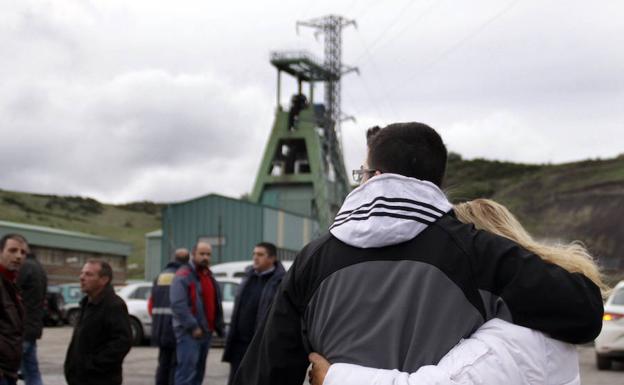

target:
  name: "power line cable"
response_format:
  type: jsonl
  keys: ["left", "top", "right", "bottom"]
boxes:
{"left": 352, "top": 0, "right": 423, "bottom": 63}
{"left": 387, "top": 0, "right": 523, "bottom": 96}
{"left": 353, "top": 0, "right": 442, "bottom": 64}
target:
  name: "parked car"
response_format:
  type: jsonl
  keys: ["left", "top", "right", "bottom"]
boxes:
{"left": 44, "top": 286, "right": 66, "bottom": 326}
{"left": 595, "top": 280, "right": 624, "bottom": 370}
{"left": 213, "top": 277, "right": 240, "bottom": 346}
{"left": 117, "top": 281, "right": 153, "bottom": 346}
{"left": 56, "top": 283, "right": 84, "bottom": 326}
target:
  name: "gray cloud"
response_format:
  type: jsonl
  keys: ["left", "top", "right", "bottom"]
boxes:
{"left": 1, "top": 0, "right": 623, "bottom": 203}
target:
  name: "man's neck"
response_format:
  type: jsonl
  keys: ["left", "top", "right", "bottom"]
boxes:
{"left": 87, "top": 285, "right": 107, "bottom": 303}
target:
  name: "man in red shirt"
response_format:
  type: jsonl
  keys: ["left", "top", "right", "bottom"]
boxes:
{"left": 170, "top": 241, "right": 224, "bottom": 385}
{"left": 0, "top": 234, "right": 27, "bottom": 385}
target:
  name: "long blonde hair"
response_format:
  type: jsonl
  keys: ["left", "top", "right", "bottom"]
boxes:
{"left": 454, "top": 198, "right": 610, "bottom": 297}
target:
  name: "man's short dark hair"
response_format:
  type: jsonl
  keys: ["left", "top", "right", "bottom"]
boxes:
{"left": 255, "top": 242, "right": 277, "bottom": 258}
{"left": 0, "top": 233, "right": 28, "bottom": 251}
{"left": 367, "top": 122, "right": 447, "bottom": 187}
{"left": 86, "top": 259, "right": 113, "bottom": 285}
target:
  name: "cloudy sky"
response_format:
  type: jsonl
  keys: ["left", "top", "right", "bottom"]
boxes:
{"left": 1, "top": 0, "right": 622, "bottom": 203}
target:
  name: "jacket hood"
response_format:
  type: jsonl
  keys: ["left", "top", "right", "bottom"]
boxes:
{"left": 330, "top": 173, "right": 452, "bottom": 248}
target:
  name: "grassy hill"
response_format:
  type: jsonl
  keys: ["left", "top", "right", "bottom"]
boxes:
{"left": 2, "top": 153, "right": 623, "bottom": 282}
{"left": 0, "top": 190, "right": 162, "bottom": 279}
{"left": 446, "top": 153, "right": 624, "bottom": 284}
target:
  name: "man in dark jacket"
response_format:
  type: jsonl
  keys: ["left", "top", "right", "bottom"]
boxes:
{"left": 0, "top": 234, "right": 27, "bottom": 385}
{"left": 223, "top": 242, "right": 286, "bottom": 385}
{"left": 64, "top": 260, "right": 132, "bottom": 385}
{"left": 17, "top": 250, "right": 47, "bottom": 385}
{"left": 233, "top": 122, "right": 604, "bottom": 385}
{"left": 170, "top": 241, "right": 224, "bottom": 385}
{"left": 149, "top": 248, "right": 190, "bottom": 385}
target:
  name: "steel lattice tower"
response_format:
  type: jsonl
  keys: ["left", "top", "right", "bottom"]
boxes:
{"left": 297, "top": 15, "right": 357, "bottom": 151}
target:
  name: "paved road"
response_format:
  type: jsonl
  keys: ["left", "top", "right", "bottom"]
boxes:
{"left": 37, "top": 327, "right": 623, "bottom": 385}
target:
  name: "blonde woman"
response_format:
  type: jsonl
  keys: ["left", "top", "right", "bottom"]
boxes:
{"left": 308, "top": 199, "right": 608, "bottom": 385}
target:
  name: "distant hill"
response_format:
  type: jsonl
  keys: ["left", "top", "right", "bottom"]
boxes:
{"left": 446, "top": 153, "right": 624, "bottom": 284}
{"left": 0, "top": 190, "right": 162, "bottom": 279}
{"left": 2, "top": 154, "right": 623, "bottom": 282}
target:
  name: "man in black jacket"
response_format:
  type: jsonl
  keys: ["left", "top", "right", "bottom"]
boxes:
{"left": 223, "top": 242, "right": 286, "bottom": 385}
{"left": 64, "top": 260, "right": 132, "bottom": 385}
{"left": 232, "top": 122, "right": 604, "bottom": 385}
{"left": 17, "top": 250, "right": 47, "bottom": 385}
{"left": 0, "top": 234, "right": 27, "bottom": 385}
{"left": 149, "top": 248, "right": 189, "bottom": 385}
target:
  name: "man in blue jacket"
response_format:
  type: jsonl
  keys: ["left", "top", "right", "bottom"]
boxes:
{"left": 222, "top": 242, "right": 286, "bottom": 385}
{"left": 149, "top": 248, "right": 189, "bottom": 385}
{"left": 170, "top": 241, "right": 224, "bottom": 385}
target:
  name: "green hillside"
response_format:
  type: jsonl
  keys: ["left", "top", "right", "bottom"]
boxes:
{"left": 1, "top": 153, "right": 623, "bottom": 282}
{"left": 0, "top": 190, "right": 162, "bottom": 279}
{"left": 446, "top": 153, "right": 624, "bottom": 284}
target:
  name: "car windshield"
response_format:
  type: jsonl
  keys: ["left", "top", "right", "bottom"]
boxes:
{"left": 611, "top": 287, "right": 624, "bottom": 305}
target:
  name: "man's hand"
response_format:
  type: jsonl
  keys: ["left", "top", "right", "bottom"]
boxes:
{"left": 308, "top": 352, "right": 331, "bottom": 385}
{"left": 192, "top": 327, "right": 204, "bottom": 339}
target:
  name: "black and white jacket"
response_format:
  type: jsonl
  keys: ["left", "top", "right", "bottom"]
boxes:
{"left": 233, "top": 174, "right": 603, "bottom": 385}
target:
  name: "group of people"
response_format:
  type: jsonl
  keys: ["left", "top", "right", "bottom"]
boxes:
{"left": 149, "top": 241, "right": 287, "bottom": 385}
{"left": 0, "top": 121, "right": 610, "bottom": 385}
{"left": 0, "top": 233, "right": 133, "bottom": 385}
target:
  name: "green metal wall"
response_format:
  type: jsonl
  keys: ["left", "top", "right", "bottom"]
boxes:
{"left": 159, "top": 194, "right": 319, "bottom": 277}
{"left": 161, "top": 195, "right": 264, "bottom": 268}
{"left": 145, "top": 230, "right": 162, "bottom": 281}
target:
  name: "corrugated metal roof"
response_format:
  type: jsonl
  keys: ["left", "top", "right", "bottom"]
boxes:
{"left": 0, "top": 220, "right": 132, "bottom": 256}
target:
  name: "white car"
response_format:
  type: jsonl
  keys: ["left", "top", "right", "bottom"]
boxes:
{"left": 214, "top": 277, "right": 241, "bottom": 346}
{"left": 595, "top": 280, "right": 624, "bottom": 370}
{"left": 116, "top": 281, "right": 153, "bottom": 346}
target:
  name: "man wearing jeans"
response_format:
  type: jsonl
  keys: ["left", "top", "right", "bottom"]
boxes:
{"left": 170, "top": 241, "right": 224, "bottom": 385}
{"left": 17, "top": 249, "right": 47, "bottom": 385}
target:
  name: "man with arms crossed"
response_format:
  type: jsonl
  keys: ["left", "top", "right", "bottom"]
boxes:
{"left": 233, "top": 122, "right": 603, "bottom": 385}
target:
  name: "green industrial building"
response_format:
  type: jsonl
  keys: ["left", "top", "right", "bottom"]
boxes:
{"left": 0, "top": 220, "right": 131, "bottom": 284}
{"left": 144, "top": 194, "right": 319, "bottom": 280}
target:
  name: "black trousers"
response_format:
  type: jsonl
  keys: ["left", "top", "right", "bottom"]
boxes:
{"left": 227, "top": 342, "right": 249, "bottom": 385}
{"left": 156, "top": 346, "right": 176, "bottom": 385}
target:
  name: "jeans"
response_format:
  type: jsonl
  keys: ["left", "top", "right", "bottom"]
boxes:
{"left": 156, "top": 346, "right": 176, "bottom": 385}
{"left": 21, "top": 340, "right": 43, "bottom": 385}
{"left": 174, "top": 333, "right": 212, "bottom": 385}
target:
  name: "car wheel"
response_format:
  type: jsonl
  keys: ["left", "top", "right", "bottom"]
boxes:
{"left": 596, "top": 353, "right": 612, "bottom": 370}
{"left": 67, "top": 309, "right": 81, "bottom": 327}
{"left": 129, "top": 317, "right": 144, "bottom": 346}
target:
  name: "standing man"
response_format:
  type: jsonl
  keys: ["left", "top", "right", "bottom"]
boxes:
{"left": 170, "top": 241, "right": 224, "bottom": 385}
{"left": 149, "top": 248, "right": 190, "bottom": 385}
{"left": 223, "top": 242, "right": 286, "bottom": 385}
{"left": 233, "top": 122, "right": 603, "bottom": 385}
{"left": 0, "top": 234, "right": 27, "bottom": 385}
{"left": 17, "top": 248, "right": 47, "bottom": 385}
{"left": 64, "top": 260, "right": 132, "bottom": 385}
